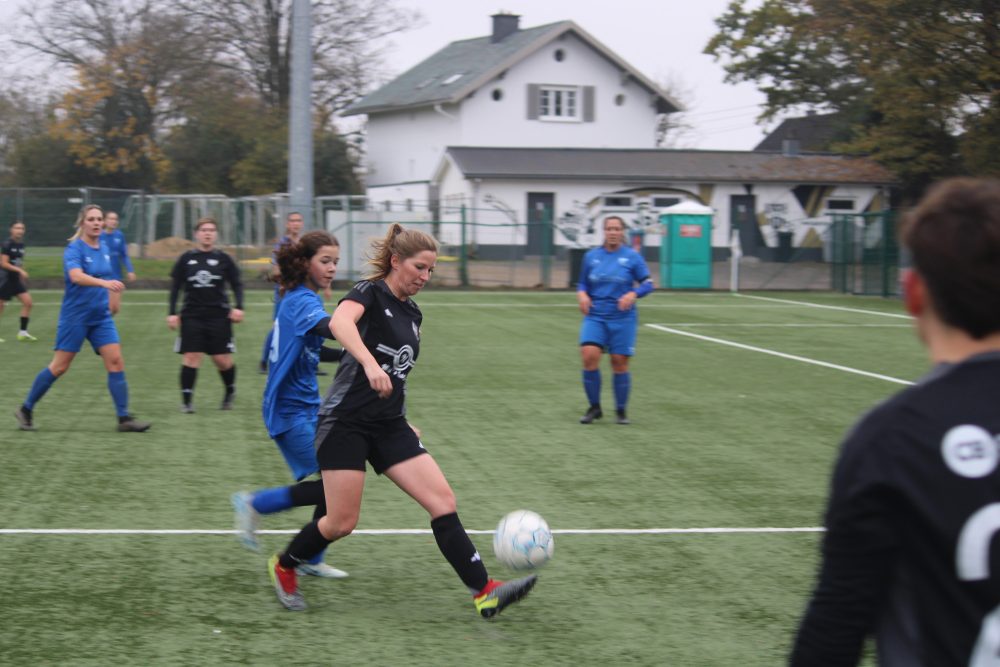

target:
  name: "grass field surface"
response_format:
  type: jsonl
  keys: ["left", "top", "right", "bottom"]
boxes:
{"left": 0, "top": 289, "right": 925, "bottom": 665}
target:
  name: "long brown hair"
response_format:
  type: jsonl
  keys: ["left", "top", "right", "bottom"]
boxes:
{"left": 366, "top": 223, "right": 438, "bottom": 281}
{"left": 275, "top": 230, "right": 339, "bottom": 295}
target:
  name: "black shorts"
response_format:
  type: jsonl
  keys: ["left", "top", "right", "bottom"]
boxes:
{"left": 0, "top": 277, "right": 26, "bottom": 301}
{"left": 175, "top": 316, "right": 235, "bottom": 355}
{"left": 315, "top": 414, "right": 427, "bottom": 475}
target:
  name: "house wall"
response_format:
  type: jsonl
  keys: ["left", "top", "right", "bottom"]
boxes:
{"left": 460, "top": 33, "right": 661, "bottom": 148}
{"left": 365, "top": 108, "right": 460, "bottom": 187}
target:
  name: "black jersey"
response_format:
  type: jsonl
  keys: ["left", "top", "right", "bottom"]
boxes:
{"left": 168, "top": 249, "right": 244, "bottom": 318}
{"left": 792, "top": 353, "right": 1000, "bottom": 666}
{"left": 319, "top": 280, "right": 422, "bottom": 421}
{"left": 0, "top": 238, "right": 25, "bottom": 286}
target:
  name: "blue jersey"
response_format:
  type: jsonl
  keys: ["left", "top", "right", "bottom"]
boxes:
{"left": 577, "top": 246, "right": 651, "bottom": 320}
{"left": 262, "top": 286, "right": 329, "bottom": 438}
{"left": 61, "top": 239, "right": 114, "bottom": 325}
{"left": 101, "top": 229, "right": 133, "bottom": 279}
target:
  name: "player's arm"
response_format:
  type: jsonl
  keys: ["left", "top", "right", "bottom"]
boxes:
{"left": 68, "top": 267, "right": 123, "bottom": 291}
{"left": 576, "top": 252, "right": 592, "bottom": 315}
{"left": 330, "top": 299, "right": 391, "bottom": 398}
{"left": 0, "top": 252, "right": 27, "bottom": 278}
{"left": 790, "top": 437, "right": 899, "bottom": 665}
{"left": 166, "top": 255, "right": 185, "bottom": 328}
{"left": 120, "top": 232, "right": 135, "bottom": 279}
{"left": 226, "top": 255, "right": 244, "bottom": 323}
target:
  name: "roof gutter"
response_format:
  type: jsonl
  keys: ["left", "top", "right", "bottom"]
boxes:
{"left": 434, "top": 103, "right": 458, "bottom": 121}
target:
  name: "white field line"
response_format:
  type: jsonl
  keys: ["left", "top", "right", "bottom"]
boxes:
{"left": 0, "top": 527, "right": 824, "bottom": 536}
{"left": 734, "top": 293, "right": 912, "bottom": 320}
{"left": 21, "top": 301, "right": 835, "bottom": 308}
{"left": 646, "top": 324, "right": 914, "bottom": 386}
{"left": 652, "top": 323, "right": 909, "bottom": 328}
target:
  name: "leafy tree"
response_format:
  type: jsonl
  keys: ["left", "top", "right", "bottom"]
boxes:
{"left": 705, "top": 0, "right": 1000, "bottom": 199}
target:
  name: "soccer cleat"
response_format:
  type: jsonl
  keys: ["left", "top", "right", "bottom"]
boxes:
{"left": 117, "top": 416, "right": 152, "bottom": 432}
{"left": 296, "top": 562, "right": 349, "bottom": 579}
{"left": 181, "top": 403, "right": 195, "bottom": 414}
{"left": 474, "top": 575, "right": 538, "bottom": 619}
{"left": 16, "top": 331, "right": 37, "bottom": 342}
{"left": 13, "top": 406, "right": 35, "bottom": 431}
{"left": 616, "top": 409, "right": 630, "bottom": 425}
{"left": 220, "top": 394, "right": 235, "bottom": 411}
{"left": 579, "top": 405, "right": 603, "bottom": 424}
{"left": 268, "top": 553, "right": 307, "bottom": 611}
{"left": 230, "top": 492, "right": 260, "bottom": 552}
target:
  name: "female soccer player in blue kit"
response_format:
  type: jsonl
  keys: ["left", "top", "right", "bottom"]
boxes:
{"left": 576, "top": 215, "right": 654, "bottom": 425}
{"left": 231, "top": 230, "right": 348, "bottom": 579}
{"left": 101, "top": 210, "right": 135, "bottom": 316}
{"left": 13, "top": 205, "right": 151, "bottom": 433}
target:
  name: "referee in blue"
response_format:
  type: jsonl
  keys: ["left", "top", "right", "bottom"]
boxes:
{"left": 13, "top": 205, "right": 150, "bottom": 432}
{"left": 576, "top": 215, "right": 654, "bottom": 425}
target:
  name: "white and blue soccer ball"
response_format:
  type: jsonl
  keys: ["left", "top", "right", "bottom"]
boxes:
{"left": 493, "top": 509, "right": 554, "bottom": 570}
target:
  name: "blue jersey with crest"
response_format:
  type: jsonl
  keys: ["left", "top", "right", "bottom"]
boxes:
{"left": 60, "top": 239, "right": 113, "bottom": 324}
{"left": 577, "top": 246, "right": 651, "bottom": 320}
{"left": 262, "top": 285, "right": 329, "bottom": 438}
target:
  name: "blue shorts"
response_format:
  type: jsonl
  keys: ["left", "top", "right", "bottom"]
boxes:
{"left": 273, "top": 420, "right": 319, "bottom": 481}
{"left": 54, "top": 318, "right": 120, "bottom": 353}
{"left": 579, "top": 313, "right": 637, "bottom": 356}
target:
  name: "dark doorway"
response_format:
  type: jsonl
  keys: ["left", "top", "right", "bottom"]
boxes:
{"left": 527, "top": 192, "right": 555, "bottom": 255}
{"left": 730, "top": 194, "right": 761, "bottom": 257}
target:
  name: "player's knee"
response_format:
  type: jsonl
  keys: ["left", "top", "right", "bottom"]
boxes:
{"left": 318, "top": 512, "right": 358, "bottom": 539}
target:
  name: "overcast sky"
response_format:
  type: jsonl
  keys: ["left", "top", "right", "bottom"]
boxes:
{"left": 0, "top": 0, "right": 771, "bottom": 150}
{"left": 381, "top": 0, "right": 770, "bottom": 150}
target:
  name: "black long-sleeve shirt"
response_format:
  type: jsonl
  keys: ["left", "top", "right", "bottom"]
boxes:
{"left": 168, "top": 248, "right": 243, "bottom": 317}
{"left": 791, "top": 353, "right": 1000, "bottom": 666}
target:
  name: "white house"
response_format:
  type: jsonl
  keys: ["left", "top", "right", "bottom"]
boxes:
{"left": 344, "top": 14, "right": 895, "bottom": 261}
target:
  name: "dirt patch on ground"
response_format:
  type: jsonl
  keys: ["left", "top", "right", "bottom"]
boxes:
{"left": 144, "top": 236, "right": 195, "bottom": 260}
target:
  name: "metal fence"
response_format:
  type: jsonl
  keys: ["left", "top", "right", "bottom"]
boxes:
{"left": 0, "top": 188, "right": 901, "bottom": 292}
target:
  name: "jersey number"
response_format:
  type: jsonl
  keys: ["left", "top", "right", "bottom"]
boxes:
{"left": 958, "top": 503, "right": 1000, "bottom": 665}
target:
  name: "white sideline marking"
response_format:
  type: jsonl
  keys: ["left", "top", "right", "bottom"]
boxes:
{"left": 0, "top": 527, "right": 824, "bottom": 536}
{"left": 654, "top": 323, "right": 909, "bottom": 328}
{"left": 734, "top": 293, "right": 912, "bottom": 319}
{"left": 646, "top": 324, "right": 914, "bottom": 386}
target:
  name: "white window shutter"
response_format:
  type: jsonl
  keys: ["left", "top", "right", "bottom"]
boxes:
{"left": 583, "top": 86, "right": 595, "bottom": 122}
{"left": 527, "top": 84, "right": 540, "bottom": 120}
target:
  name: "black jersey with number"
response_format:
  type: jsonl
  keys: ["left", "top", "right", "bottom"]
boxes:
{"left": 319, "top": 280, "right": 422, "bottom": 421}
{"left": 0, "top": 238, "right": 25, "bottom": 287}
{"left": 168, "top": 249, "right": 244, "bottom": 318}
{"left": 792, "top": 353, "right": 1000, "bottom": 666}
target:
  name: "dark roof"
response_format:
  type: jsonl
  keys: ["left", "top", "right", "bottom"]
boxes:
{"left": 345, "top": 21, "right": 679, "bottom": 116}
{"left": 442, "top": 146, "right": 895, "bottom": 185}
{"left": 755, "top": 113, "right": 846, "bottom": 152}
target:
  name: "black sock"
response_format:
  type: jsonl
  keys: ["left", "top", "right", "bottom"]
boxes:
{"left": 279, "top": 519, "right": 332, "bottom": 569}
{"left": 20, "top": 316, "right": 28, "bottom": 331}
{"left": 431, "top": 512, "right": 489, "bottom": 593}
{"left": 288, "top": 479, "right": 325, "bottom": 508}
{"left": 180, "top": 365, "right": 197, "bottom": 405}
{"left": 220, "top": 366, "right": 236, "bottom": 396}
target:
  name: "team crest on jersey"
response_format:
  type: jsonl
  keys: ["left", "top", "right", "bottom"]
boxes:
{"left": 941, "top": 424, "right": 999, "bottom": 478}
{"left": 618, "top": 257, "right": 630, "bottom": 266}
{"left": 187, "top": 259, "right": 198, "bottom": 265}
{"left": 207, "top": 258, "right": 219, "bottom": 266}
{"left": 385, "top": 308, "right": 393, "bottom": 318}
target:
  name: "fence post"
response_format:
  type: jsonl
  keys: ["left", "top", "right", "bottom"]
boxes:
{"left": 459, "top": 205, "right": 469, "bottom": 287}
{"left": 540, "top": 206, "right": 551, "bottom": 288}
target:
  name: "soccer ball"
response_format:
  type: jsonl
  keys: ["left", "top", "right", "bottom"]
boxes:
{"left": 493, "top": 509, "right": 554, "bottom": 570}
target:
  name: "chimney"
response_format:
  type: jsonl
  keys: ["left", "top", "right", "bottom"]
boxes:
{"left": 491, "top": 12, "right": 520, "bottom": 43}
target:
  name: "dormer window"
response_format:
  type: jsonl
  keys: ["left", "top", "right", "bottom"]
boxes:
{"left": 539, "top": 86, "right": 580, "bottom": 121}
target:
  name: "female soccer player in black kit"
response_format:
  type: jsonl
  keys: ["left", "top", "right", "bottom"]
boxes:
{"left": 267, "top": 223, "right": 538, "bottom": 616}
{"left": 791, "top": 178, "right": 1000, "bottom": 666}
{"left": 166, "top": 217, "right": 244, "bottom": 412}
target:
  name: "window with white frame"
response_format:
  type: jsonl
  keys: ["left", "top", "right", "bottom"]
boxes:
{"left": 539, "top": 86, "right": 580, "bottom": 121}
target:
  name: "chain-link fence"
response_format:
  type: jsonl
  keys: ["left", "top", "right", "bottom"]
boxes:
{"left": 0, "top": 188, "right": 900, "bottom": 292}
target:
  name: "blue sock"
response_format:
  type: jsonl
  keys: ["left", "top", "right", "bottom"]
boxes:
{"left": 305, "top": 549, "right": 328, "bottom": 565}
{"left": 251, "top": 487, "right": 293, "bottom": 515}
{"left": 582, "top": 369, "right": 601, "bottom": 407}
{"left": 25, "top": 367, "right": 58, "bottom": 410}
{"left": 107, "top": 371, "right": 129, "bottom": 417}
{"left": 613, "top": 372, "right": 631, "bottom": 412}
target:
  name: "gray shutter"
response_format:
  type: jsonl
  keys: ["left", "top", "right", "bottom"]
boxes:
{"left": 527, "top": 84, "right": 539, "bottom": 120}
{"left": 583, "top": 86, "right": 595, "bottom": 122}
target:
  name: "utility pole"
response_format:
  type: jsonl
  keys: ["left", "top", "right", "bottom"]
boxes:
{"left": 289, "top": 0, "right": 314, "bottom": 227}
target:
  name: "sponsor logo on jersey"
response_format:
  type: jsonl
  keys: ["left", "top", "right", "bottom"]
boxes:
{"left": 942, "top": 424, "right": 1000, "bottom": 478}
{"left": 192, "top": 269, "right": 215, "bottom": 286}
{"left": 375, "top": 343, "right": 414, "bottom": 378}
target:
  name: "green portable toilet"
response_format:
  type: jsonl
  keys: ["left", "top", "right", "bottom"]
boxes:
{"left": 659, "top": 201, "right": 714, "bottom": 289}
